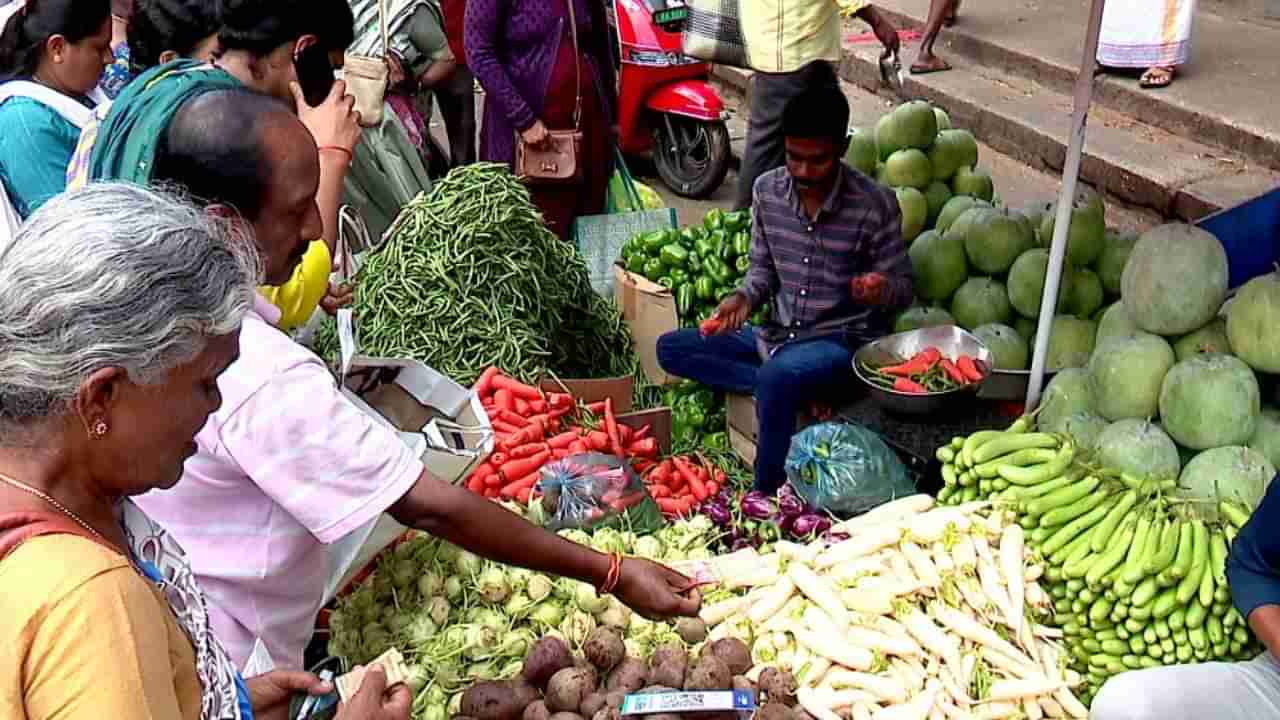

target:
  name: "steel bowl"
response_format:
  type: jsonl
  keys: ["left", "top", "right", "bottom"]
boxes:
{"left": 853, "top": 326, "right": 995, "bottom": 416}
{"left": 977, "top": 367, "right": 1060, "bottom": 401}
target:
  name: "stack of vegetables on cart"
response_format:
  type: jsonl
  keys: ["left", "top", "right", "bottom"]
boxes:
{"left": 936, "top": 416, "right": 1266, "bottom": 705}
{"left": 327, "top": 516, "right": 720, "bottom": 719}
{"left": 376, "top": 493, "right": 1101, "bottom": 720}
{"left": 300, "top": 132, "right": 1280, "bottom": 719}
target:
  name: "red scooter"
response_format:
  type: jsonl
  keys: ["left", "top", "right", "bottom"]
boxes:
{"left": 611, "top": 0, "right": 731, "bottom": 198}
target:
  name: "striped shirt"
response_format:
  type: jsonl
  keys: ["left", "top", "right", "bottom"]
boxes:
{"left": 741, "top": 164, "right": 913, "bottom": 349}
{"left": 134, "top": 295, "right": 424, "bottom": 671}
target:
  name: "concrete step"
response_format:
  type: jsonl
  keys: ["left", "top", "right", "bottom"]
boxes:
{"left": 827, "top": 39, "right": 1280, "bottom": 221}
{"left": 861, "top": 0, "right": 1280, "bottom": 173}
{"left": 710, "top": 69, "right": 1157, "bottom": 232}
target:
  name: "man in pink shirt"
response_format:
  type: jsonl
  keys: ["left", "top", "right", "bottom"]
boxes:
{"left": 128, "top": 85, "right": 701, "bottom": 671}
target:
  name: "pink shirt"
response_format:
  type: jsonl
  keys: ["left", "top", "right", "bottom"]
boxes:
{"left": 135, "top": 296, "right": 424, "bottom": 670}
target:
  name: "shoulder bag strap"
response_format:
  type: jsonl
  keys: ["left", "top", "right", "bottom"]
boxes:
{"left": 566, "top": 0, "right": 582, "bottom": 131}
{"left": 380, "top": 0, "right": 391, "bottom": 58}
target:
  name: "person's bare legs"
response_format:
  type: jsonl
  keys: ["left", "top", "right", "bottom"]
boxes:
{"left": 912, "top": 0, "right": 959, "bottom": 74}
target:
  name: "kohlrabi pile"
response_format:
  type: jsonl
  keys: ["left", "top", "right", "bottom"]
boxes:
{"left": 327, "top": 513, "right": 717, "bottom": 719}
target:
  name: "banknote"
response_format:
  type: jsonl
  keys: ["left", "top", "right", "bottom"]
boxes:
{"left": 335, "top": 648, "right": 410, "bottom": 701}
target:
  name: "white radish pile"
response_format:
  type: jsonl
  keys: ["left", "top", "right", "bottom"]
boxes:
{"left": 697, "top": 495, "right": 1089, "bottom": 719}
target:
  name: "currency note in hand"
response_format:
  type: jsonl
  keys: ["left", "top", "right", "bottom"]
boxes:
{"left": 335, "top": 648, "right": 411, "bottom": 702}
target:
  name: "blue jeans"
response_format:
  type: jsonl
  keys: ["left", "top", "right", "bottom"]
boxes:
{"left": 656, "top": 326, "right": 854, "bottom": 493}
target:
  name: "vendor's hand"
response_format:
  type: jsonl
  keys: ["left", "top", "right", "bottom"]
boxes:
{"left": 246, "top": 670, "right": 334, "bottom": 720}
{"left": 335, "top": 667, "right": 412, "bottom": 720}
{"left": 293, "top": 79, "right": 363, "bottom": 153}
{"left": 521, "top": 120, "right": 551, "bottom": 149}
{"left": 321, "top": 281, "right": 355, "bottom": 315}
{"left": 712, "top": 291, "right": 752, "bottom": 334}
{"left": 851, "top": 272, "right": 888, "bottom": 305}
{"left": 613, "top": 557, "right": 702, "bottom": 620}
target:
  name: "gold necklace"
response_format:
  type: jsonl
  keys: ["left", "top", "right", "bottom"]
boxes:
{"left": 0, "top": 472, "right": 106, "bottom": 541}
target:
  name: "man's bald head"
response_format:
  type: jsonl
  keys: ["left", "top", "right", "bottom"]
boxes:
{"left": 152, "top": 87, "right": 323, "bottom": 285}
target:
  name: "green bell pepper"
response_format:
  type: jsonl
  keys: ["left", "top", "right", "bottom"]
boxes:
{"left": 660, "top": 243, "right": 690, "bottom": 268}
{"left": 695, "top": 275, "right": 716, "bottom": 300}
{"left": 684, "top": 406, "right": 707, "bottom": 430}
{"left": 640, "top": 230, "right": 667, "bottom": 253}
{"left": 676, "top": 283, "right": 695, "bottom": 317}
{"left": 679, "top": 227, "right": 699, "bottom": 245}
{"left": 625, "top": 254, "right": 647, "bottom": 274}
{"left": 724, "top": 210, "right": 749, "bottom": 233}
{"left": 642, "top": 258, "right": 665, "bottom": 281}
{"left": 735, "top": 255, "right": 751, "bottom": 274}
{"left": 657, "top": 275, "right": 675, "bottom": 289}
{"left": 694, "top": 235, "right": 717, "bottom": 259}
{"left": 732, "top": 231, "right": 751, "bottom": 257}
{"left": 708, "top": 230, "right": 729, "bottom": 258}
{"left": 690, "top": 389, "right": 715, "bottom": 412}
{"left": 687, "top": 254, "right": 703, "bottom": 273}
{"left": 705, "top": 257, "right": 733, "bottom": 285}
{"left": 703, "top": 208, "right": 726, "bottom": 233}
{"left": 670, "top": 268, "right": 690, "bottom": 285}
{"left": 705, "top": 431, "right": 730, "bottom": 451}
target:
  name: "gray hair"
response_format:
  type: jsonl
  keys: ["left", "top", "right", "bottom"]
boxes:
{"left": 0, "top": 182, "right": 262, "bottom": 436}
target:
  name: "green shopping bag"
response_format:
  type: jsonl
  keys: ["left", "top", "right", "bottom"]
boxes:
{"left": 574, "top": 149, "right": 677, "bottom": 297}
{"left": 605, "top": 150, "right": 646, "bottom": 213}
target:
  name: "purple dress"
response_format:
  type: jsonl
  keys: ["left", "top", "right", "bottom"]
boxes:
{"left": 464, "top": 0, "right": 616, "bottom": 166}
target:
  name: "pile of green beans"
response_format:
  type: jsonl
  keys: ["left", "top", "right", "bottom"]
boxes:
{"left": 315, "top": 164, "right": 635, "bottom": 385}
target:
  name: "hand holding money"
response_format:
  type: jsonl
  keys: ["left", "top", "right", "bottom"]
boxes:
{"left": 334, "top": 650, "right": 413, "bottom": 720}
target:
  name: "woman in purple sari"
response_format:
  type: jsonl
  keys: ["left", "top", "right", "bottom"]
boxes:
{"left": 465, "top": 0, "right": 616, "bottom": 242}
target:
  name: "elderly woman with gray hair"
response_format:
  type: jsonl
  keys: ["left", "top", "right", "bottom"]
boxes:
{"left": 0, "top": 183, "right": 409, "bottom": 720}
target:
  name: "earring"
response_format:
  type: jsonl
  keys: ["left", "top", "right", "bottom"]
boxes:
{"left": 89, "top": 419, "right": 109, "bottom": 439}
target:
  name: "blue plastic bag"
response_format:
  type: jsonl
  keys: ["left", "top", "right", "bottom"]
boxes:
{"left": 785, "top": 422, "right": 916, "bottom": 517}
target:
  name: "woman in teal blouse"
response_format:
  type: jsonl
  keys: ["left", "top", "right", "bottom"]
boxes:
{"left": 0, "top": 0, "right": 113, "bottom": 219}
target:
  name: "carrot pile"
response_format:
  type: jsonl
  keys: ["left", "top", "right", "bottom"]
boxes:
{"left": 465, "top": 367, "right": 662, "bottom": 504}
{"left": 860, "top": 346, "right": 987, "bottom": 395}
{"left": 640, "top": 454, "right": 727, "bottom": 518}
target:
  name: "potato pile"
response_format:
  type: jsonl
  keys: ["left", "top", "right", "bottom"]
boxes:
{"left": 459, "top": 631, "right": 800, "bottom": 720}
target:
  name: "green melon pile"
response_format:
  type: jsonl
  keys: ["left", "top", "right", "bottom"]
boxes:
{"left": 891, "top": 178, "right": 1131, "bottom": 372}
{"left": 1032, "top": 221, "right": 1280, "bottom": 509}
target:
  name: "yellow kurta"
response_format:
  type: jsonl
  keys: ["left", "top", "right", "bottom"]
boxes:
{"left": 0, "top": 535, "right": 202, "bottom": 720}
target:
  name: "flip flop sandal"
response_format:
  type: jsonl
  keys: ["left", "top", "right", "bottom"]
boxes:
{"left": 910, "top": 59, "right": 953, "bottom": 75}
{"left": 1139, "top": 67, "right": 1175, "bottom": 88}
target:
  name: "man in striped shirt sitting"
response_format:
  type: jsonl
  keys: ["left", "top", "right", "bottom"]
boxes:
{"left": 657, "top": 70, "right": 913, "bottom": 494}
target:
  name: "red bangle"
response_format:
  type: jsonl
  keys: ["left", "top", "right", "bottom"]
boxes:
{"left": 318, "top": 145, "right": 353, "bottom": 164}
{"left": 599, "top": 552, "right": 623, "bottom": 595}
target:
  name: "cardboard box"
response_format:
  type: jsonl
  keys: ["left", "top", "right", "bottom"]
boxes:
{"left": 541, "top": 374, "right": 674, "bottom": 455}
{"left": 336, "top": 311, "right": 494, "bottom": 485}
{"left": 729, "top": 425, "right": 757, "bottom": 466}
{"left": 613, "top": 265, "right": 679, "bottom": 386}
{"left": 726, "top": 393, "right": 815, "bottom": 443}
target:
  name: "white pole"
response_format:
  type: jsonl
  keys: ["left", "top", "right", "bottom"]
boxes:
{"left": 1025, "top": 0, "right": 1108, "bottom": 409}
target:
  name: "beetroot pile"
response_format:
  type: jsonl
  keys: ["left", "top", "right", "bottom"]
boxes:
{"left": 460, "top": 630, "right": 802, "bottom": 720}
